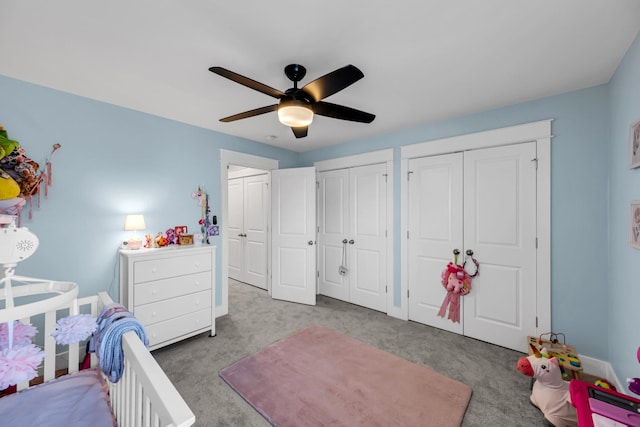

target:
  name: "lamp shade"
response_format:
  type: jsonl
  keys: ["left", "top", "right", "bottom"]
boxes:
{"left": 124, "top": 214, "right": 146, "bottom": 231}
{"left": 277, "top": 99, "right": 313, "bottom": 127}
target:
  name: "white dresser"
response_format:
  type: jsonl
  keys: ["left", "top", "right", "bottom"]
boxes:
{"left": 119, "top": 245, "right": 216, "bottom": 350}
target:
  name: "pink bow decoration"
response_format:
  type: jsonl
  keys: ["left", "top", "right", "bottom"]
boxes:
{"left": 437, "top": 262, "right": 472, "bottom": 323}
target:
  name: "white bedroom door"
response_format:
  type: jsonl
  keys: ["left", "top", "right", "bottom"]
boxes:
{"left": 227, "top": 174, "right": 268, "bottom": 289}
{"left": 243, "top": 174, "right": 268, "bottom": 289}
{"left": 407, "top": 153, "right": 464, "bottom": 335}
{"left": 227, "top": 178, "right": 244, "bottom": 281}
{"left": 271, "top": 167, "right": 317, "bottom": 306}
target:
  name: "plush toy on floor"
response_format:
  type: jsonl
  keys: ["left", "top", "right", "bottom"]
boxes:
{"left": 516, "top": 344, "right": 577, "bottom": 427}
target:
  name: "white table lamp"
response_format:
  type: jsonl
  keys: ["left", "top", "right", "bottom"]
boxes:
{"left": 124, "top": 214, "right": 146, "bottom": 250}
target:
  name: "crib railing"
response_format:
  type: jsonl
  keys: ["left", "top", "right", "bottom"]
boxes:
{"left": 7, "top": 289, "right": 195, "bottom": 427}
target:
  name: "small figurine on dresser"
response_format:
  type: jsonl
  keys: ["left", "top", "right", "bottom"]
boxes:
{"left": 154, "top": 232, "right": 168, "bottom": 248}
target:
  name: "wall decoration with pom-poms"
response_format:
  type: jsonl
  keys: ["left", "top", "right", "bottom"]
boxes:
{"left": 0, "top": 124, "right": 61, "bottom": 225}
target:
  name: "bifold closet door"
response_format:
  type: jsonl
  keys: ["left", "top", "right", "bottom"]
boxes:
{"left": 318, "top": 163, "right": 387, "bottom": 313}
{"left": 462, "top": 142, "right": 537, "bottom": 351}
{"left": 407, "top": 142, "right": 537, "bottom": 351}
{"left": 227, "top": 174, "right": 268, "bottom": 289}
{"left": 407, "top": 153, "right": 464, "bottom": 335}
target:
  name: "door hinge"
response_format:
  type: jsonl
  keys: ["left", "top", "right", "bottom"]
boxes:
{"left": 407, "top": 230, "right": 409, "bottom": 239}
{"left": 385, "top": 230, "right": 387, "bottom": 238}
{"left": 317, "top": 271, "right": 319, "bottom": 278}
{"left": 407, "top": 289, "right": 410, "bottom": 298}
{"left": 317, "top": 226, "right": 320, "bottom": 233}
{"left": 316, "top": 181, "right": 320, "bottom": 188}
{"left": 383, "top": 173, "right": 388, "bottom": 183}
{"left": 536, "top": 237, "right": 538, "bottom": 248}
{"left": 531, "top": 158, "right": 538, "bottom": 170}
{"left": 385, "top": 285, "right": 387, "bottom": 294}
{"left": 407, "top": 171, "right": 414, "bottom": 180}
{"left": 536, "top": 317, "right": 538, "bottom": 328}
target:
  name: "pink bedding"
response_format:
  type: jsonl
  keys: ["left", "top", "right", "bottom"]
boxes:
{"left": 0, "top": 368, "right": 115, "bottom": 427}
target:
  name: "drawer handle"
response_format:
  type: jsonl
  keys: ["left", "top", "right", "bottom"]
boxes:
{"left": 151, "top": 268, "right": 157, "bottom": 274}
{"left": 194, "top": 281, "right": 200, "bottom": 286}
{"left": 152, "top": 290, "right": 157, "bottom": 295}
{"left": 152, "top": 311, "right": 157, "bottom": 317}
{"left": 194, "top": 263, "right": 200, "bottom": 268}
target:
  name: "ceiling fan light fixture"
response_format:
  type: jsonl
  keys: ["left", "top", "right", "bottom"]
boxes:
{"left": 278, "top": 99, "right": 313, "bottom": 127}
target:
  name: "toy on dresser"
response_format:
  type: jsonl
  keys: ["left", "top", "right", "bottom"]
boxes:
{"left": 517, "top": 344, "right": 577, "bottom": 427}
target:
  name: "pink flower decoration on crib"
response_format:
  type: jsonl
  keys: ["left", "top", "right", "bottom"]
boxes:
{"left": 0, "top": 343, "right": 45, "bottom": 389}
{"left": 0, "top": 321, "right": 37, "bottom": 350}
{"left": 51, "top": 314, "right": 97, "bottom": 345}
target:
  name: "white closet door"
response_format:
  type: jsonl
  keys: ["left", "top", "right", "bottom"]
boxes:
{"left": 243, "top": 174, "right": 268, "bottom": 289}
{"left": 318, "top": 169, "right": 350, "bottom": 301}
{"left": 407, "top": 153, "right": 464, "bottom": 334}
{"left": 271, "top": 167, "right": 316, "bottom": 306}
{"left": 349, "top": 163, "right": 388, "bottom": 312}
{"left": 462, "top": 142, "right": 537, "bottom": 351}
{"left": 227, "top": 178, "right": 244, "bottom": 281}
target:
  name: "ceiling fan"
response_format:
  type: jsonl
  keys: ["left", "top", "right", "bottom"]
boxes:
{"left": 208, "top": 64, "right": 375, "bottom": 138}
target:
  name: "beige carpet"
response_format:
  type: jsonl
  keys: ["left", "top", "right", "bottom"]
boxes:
{"left": 219, "top": 325, "right": 472, "bottom": 427}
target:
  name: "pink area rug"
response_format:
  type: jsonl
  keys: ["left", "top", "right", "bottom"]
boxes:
{"left": 219, "top": 325, "right": 472, "bottom": 427}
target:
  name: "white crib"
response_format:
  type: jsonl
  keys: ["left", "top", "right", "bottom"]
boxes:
{"left": 0, "top": 223, "right": 195, "bottom": 426}
{"left": 0, "top": 285, "right": 195, "bottom": 427}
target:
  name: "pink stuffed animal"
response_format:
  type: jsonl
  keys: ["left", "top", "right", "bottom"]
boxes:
{"left": 517, "top": 344, "right": 577, "bottom": 427}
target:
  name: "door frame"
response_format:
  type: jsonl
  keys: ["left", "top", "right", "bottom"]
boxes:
{"left": 314, "top": 149, "right": 394, "bottom": 316}
{"left": 220, "top": 149, "right": 278, "bottom": 317}
{"left": 400, "top": 120, "right": 552, "bottom": 334}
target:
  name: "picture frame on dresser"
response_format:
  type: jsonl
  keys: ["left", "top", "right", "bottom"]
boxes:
{"left": 119, "top": 245, "right": 216, "bottom": 350}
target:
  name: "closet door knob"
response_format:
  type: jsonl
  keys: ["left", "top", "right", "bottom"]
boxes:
{"left": 342, "top": 239, "right": 348, "bottom": 244}
{"left": 308, "top": 240, "right": 314, "bottom": 245}
{"left": 349, "top": 240, "right": 355, "bottom": 245}
{"left": 466, "top": 249, "right": 474, "bottom": 256}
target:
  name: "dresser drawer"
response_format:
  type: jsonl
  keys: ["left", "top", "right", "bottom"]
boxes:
{"left": 133, "top": 253, "right": 212, "bottom": 283}
{"left": 135, "top": 289, "right": 212, "bottom": 325}
{"left": 134, "top": 271, "right": 211, "bottom": 306}
{"left": 145, "top": 308, "right": 212, "bottom": 348}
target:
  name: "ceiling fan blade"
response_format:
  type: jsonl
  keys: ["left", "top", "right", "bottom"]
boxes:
{"left": 209, "top": 67, "right": 285, "bottom": 99}
{"left": 313, "top": 102, "right": 375, "bottom": 123}
{"left": 219, "top": 105, "right": 278, "bottom": 122}
{"left": 291, "top": 126, "right": 308, "bottom": 138}
{"left": 301, "top": 65, "right": 365, "bottom": 102}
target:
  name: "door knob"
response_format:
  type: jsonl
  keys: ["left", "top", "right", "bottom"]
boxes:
{"left": 308, "top": 240, "right": 314, "bottom": 245}
{"left": 342, "top": 239, "right": 348, "bottom": 244}
{"left": 349, "top": 239, "right": 355, "bottom": 244}
{"left": 238, "top": 233, "right": 243, "bottom": 237}
{"left": 466, "top": 249, "right": 474, "bottom": 256}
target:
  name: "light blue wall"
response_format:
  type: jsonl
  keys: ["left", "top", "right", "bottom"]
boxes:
{"left": 0, "top": 75, "right": 298, "bottom": 306}
{"left": 608, "top": 34, "right": 640, "bottom": 387}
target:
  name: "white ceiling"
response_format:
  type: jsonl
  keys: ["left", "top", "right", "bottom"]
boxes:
{"left": 1, "top": 1, "right": 639, "bottom": 153}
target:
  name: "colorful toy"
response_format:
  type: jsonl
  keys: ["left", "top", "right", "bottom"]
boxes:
{"left": 154, "top": 232, "right": 168, "bottom": 248}
{"left": 165, "top": 228, "right": 177, "bottom": 245}
{"left": 437, "top": 250, "right": 479, "bottom": 323}
{"left": 0, "top": 125, "right": 61, "bottom": 223}
{"left": 594, "top": 378, "right": 615, "bottom": 390}
{"left": 144, "top": 234, "right": 152, "bottom": 249}
{"left": 517, "top": 344, "right": 577, "bottom": 427}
